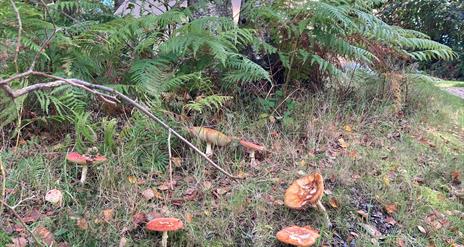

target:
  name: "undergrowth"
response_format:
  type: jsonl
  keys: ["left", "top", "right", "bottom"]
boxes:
{"left": 1, "top": 76, "right": 463, "bottom": 246}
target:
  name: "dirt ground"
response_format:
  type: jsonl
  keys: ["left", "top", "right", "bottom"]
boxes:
{"left": 446, "top": 87, "right": 464, "bottom": 99}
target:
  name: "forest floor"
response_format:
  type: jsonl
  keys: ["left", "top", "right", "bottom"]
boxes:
{"left": 0, "top": 80, "right": 463, "bottom": 246}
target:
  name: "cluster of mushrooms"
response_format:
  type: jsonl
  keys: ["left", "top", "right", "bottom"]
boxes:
{"left": 66, "top": 147, "right": 107, "bottom": 184}
{"left": 188, "top": 127, "right": 329, "bottom": 246}
{"left": 187, "top": 127, "right": 266, "bottom": 165}
{"left": 277, "top": 172, "right": 330, "bottom": 246}
{"left": 64, "top": 128, "right": 329, "bottom": 246}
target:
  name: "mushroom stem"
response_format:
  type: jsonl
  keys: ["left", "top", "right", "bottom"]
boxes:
{"left": 249, "top": 151, "right": 256, "bottom": 166}
{"left": 161, "top": 231, "right": 168, "bottom": 247}
{"left": 205, "top": 143, "right": 213, "bottom": 157}
{"left": 316, "top": 200, "right": 332, "bottom": 229}
{"left": 80, "top": 166, "right": 88, "bottom": 184}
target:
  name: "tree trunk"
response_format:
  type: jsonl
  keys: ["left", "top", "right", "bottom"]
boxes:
{"left": 114, "top": 0, "right": 126, "bottom": 12}
{"left": 187, "top": 0, "right": 233, "bottom": 19}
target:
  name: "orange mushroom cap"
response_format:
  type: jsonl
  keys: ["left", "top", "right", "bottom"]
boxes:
{"left": 239, "top": 140, "right": 266, "bottom": 152}
{"left": 188, "top": 127, "right": 232, "bottom": 146}
{"left": 276, "top": 225, "right": 320, "bottom": 247}
{"left": 146, "top": 218, "right": 184, "bottom": 232}
{"left": 284, "top": 172, "right": 324, "bottom": 209}
{"left": 66, "top": 152, "right": 107, "bottom": 166}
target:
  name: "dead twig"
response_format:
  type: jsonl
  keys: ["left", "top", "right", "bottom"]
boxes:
{"left": 0, "top": 159, "right": 5, "bottom": 215}
{"left": 0, "top": 200, "right": 43, "bottom": 246}
{"left": 167, "top": 130, "right": 174, "bottom": 190}
{"left": 11, "top": 195, "right": 36, "bottom": 210}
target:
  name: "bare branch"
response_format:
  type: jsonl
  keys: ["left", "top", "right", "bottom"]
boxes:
{"left": 29, "top": 28, "right": 60, "bottom": 71}
{"left": 9, "top": 0, "right": 22, "bottom": 73}
{"left": 0, "top": 70, "right": 34, "bottom": 85}
{"left": 27, "top": 1, "right": 60, "bottom": 71}
{"left": 3, "top": 80, "right": 65, "bottom": 98}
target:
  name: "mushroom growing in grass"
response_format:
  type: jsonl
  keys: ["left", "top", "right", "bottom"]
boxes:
{"left": 276, "top": 225, "right": 320, "bottom": 247}
{"left": 66, "top": 152, "right": 107, "bottom": 184}
{"left": 188, "top": 127, "right": 232, "bottom": 157}
{"left": 45, "top": 189, "right": 63, "bottom": 207}
{"left": 239, "top": 140, "right": 266, "bottom": 166}
{"left": 146, "top": 217, "right": 184, "bottom": 247}
{"left": 284, "top": 172, "right": 331, "bottom": 228}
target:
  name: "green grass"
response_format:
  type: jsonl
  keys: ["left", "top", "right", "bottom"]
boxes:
{"left": 433, "top": 79, "right": 464, "bottom": 88}
{"left": 1, "top": 80, "right": 463, "bottom": 246}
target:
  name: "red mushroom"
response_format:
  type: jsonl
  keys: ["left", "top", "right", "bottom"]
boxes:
{"left": 188, "top": 127, "right": 232, "bottom": 157}
{"left": 66, "top": 152, "right": 107, "bottom": 184}
{"left": 146, "top": 217, "right": 184, "bottom": 247}
{"left": 284, "top": 172, "right": 331, "bottom": 227}
{"left": 239, "top": 140, "right": 266, "bottom": 166}
{"left": 276, "top": 225, "right": 320, "bottom": 247}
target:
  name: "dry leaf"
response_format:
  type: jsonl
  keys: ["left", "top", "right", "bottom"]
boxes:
{"left": 358, "top": 223, "right": 382, "bottom": 238}
{"left": 385, "top": 216, "right": 397, "bottom": 226}
{"left": 203, "top": 181, "right": 212, "bottom": 190}
{"left": 417, "top": 225, "right": 427, "bottom": 234}
{"left": 76, "top": 218, "right": 88, "bottom": 230}
{"left": 141, "top": 188, "right": 155, "bottom": 200}
{"left": 185, "top": 213, "right": 193, "bottom": 223}
{"left": 21, "top": 208, "right": 41, "bottom": 223}
{"left": 45, "top": 189, "right": 63, "bottom": 206}
{"left": 397, "top": 238, "right": 406, "bottom": 247}
{"left": 7, "top": 237, "right": 28, "bottom": 247}
{"left": 328, "top": 197, "right": 340, "bottom": 209}
{"left": 338, "top": 138, "right": 349, "bottom": 149}
{"left": 383, "top": 175, "right": 390, "bottom": 186}
{"left": 152, "top": 188, "right": 163, "bottom": 199}
{"left": 132, "top": 212, "right": 146, "bottom": 226}
{"left": 344, "top": 125, "right": 353, "bottom": 132}
{"left": 127, "top": 176, "right": 137, "bottom": 184}
{"left": 237, "top": 171, "right": 250, "bottom": 179}
{"left": 357, "top": 210, "right": 369, "bottom": 220}
{"left": 158, "top": 180, "right": 176, "bottom": 191}
{"left": 172, "top": 157, "right": 182, "bottom": 167}
{"left": 273, "top": 199, "right": 284, "bottom": 206}
{"left": 183, "top": 187, "right": 198, "bottom": 201}
{"left": 57, "top": 242, "right": 70, "bottom": 247}
{"left": 425, "top": 210, "right": 449, "bottom": 230}
{"left": 215, "top": 187, "right": 230, "bottom": 196}
{"left": 270, "top": 131, "right": 279, "bottom": 138}
{"left": 384, "top": 203, "right": 397, "bottom": 215}
{"left": 34, "top": 226, "right": 55, "bottom": 246}
{"left": 347, "top": 150, "right": 358, "bottom": 159}
{"left": 349, "top": 232, "right": 359, "bottom": 238}
{"left": 414, "top": 176, "right": 425, "bottom": 185}
{"left": 102, "top": 209, "right": 114, "bottom": 222}
{"left": 119, "top": 237, "right": 127, "bottom": 247}
{"left": 451, "top": 171, "right": 461, "bottom": 185}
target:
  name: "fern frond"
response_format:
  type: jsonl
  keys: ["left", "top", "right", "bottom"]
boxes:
{"left": 184, "top": 95, "right": 233, "bottom": 113}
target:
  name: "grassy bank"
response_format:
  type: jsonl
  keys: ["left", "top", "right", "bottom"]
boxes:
{"left": 1, "top": 79, "right": 463, "bottom": 246}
